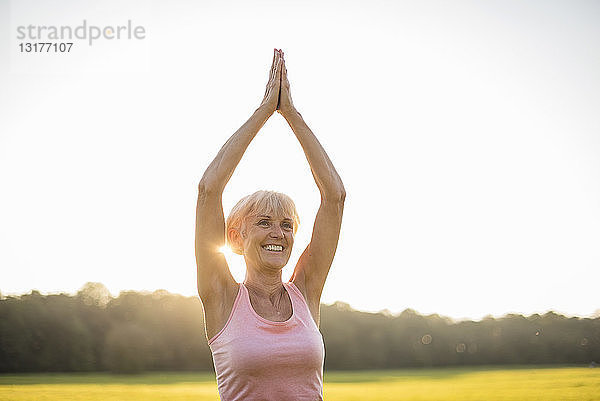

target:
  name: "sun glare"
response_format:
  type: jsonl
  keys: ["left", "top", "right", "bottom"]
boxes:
{"left": 219, "top": 245, "right": 233, "bottom": 256}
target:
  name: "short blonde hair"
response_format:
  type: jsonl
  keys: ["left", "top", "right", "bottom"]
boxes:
{"left": 226, "top": 190, "right": 300, "bottom": 254}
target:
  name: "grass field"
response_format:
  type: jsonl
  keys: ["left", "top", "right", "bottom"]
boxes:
{"left": 1, "top": 366, "right": 598, "bottom": 401}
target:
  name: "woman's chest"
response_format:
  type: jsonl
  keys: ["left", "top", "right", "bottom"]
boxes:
{"left": 215, "top": 324, "right": 325, "bottom": 375}
{"left": 249, "top": 294, "right": 293, "bottom": 322}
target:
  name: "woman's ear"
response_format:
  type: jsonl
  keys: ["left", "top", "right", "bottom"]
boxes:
{"left": 228, "top": 227, "right": 244, "bottom": 255}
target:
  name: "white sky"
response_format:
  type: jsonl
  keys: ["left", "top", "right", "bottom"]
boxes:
{"left": 1, "top": 0, "right": 599, "bottom": 320}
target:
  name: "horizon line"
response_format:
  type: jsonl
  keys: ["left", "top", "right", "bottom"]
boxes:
{"left": 2, "top": 283, "right": 598, "bottom": 323}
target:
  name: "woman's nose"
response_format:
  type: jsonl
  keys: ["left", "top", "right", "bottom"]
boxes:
{"left": 269, "top": 226, "right": 284, "bottom": 238}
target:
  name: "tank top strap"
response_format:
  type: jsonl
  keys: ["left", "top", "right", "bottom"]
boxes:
{"left": 284, "top": 281, "right": 306, "bottom": 307}
{"left": 238, "top": 282, "right": 265, "bottom": 322}
{"left": 285, "top": 281, "right": 318, "bottom": 330}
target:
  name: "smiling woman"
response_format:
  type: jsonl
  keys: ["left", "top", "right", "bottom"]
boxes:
{"left": 195, "top": 49, "right": 345, "bottom": 401}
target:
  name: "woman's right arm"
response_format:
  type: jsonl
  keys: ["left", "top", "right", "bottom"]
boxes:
{"left": 196, "top": 50, "right": 283, "bottom": 301}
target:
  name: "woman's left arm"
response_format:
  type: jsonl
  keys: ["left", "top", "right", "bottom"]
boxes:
{"left": 278, "top": 54, "right": 346, "bottom": 300}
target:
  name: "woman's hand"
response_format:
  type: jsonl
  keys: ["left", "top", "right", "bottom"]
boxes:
{"left": 277, "top": 51, "right": 296, "bottom": 115}
{"left": 259, "top": 49, "right": 283, "bottom": 115}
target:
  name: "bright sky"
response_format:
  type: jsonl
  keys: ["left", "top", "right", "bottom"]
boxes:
{"left": 1, "top": 0, "right": 599, "bottom": 320}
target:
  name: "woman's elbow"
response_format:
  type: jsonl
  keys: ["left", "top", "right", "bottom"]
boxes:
{"left": 197, "top": 175, "right": 223, "bottom": 196}
{"left": 322, "top": 186, "right": 346, "bottom": 203}
{"left": 335, "top": 179, "right": 346, "bottom": 202}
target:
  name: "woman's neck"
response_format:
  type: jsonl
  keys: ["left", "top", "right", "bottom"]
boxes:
{"left": 243, "top": 267, "right": 286, "bottom": 301}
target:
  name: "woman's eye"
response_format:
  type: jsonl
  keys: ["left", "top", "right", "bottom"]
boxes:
{"left": 258, "top": 220, "right": 270, "bottom": 226}
{"left": 283, "top": 223, "right": 292, "bottom": 230}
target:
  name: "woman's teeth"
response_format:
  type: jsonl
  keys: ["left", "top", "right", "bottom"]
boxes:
{"left": 262, "top": 245, "right": 283, "bottom": 252}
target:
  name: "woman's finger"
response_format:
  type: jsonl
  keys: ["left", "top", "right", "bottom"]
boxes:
{"left": 269, "top": 49, "right": 278, "bottom": 81}
{"left": 274, "top": 54, "right": 283, "bottom": 84}
{"left": 282, "top": 58, "right": 287, "bottom": 81}
{"left": 264, "top": 51, "right": 280, "bottom": 98}
{"left": 280, "top": 58, "right": 289, "bottom": 89}
{"left": 270, "top": 56, "right": 280, "bottom": 88}
{"left": 270, "top": 49, "right": 281, "bottom": 81}
{"left": 264, "top": 57, "right": 281, "bottom": 99}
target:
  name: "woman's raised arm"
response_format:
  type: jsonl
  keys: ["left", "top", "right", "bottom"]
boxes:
{"left": 277, "top": 53, "right": 346, "bottom": 306}
{"left": 195, "top": 50, "right": 283, "bottom": 300}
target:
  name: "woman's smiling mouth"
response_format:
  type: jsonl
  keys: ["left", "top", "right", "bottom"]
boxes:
{"left": 262, "top": 244, "right": 284, "bottom": 252}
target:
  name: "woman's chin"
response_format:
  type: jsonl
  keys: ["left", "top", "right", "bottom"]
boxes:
{"left": 260, "top": 255, "right": 289, "bottom": 269}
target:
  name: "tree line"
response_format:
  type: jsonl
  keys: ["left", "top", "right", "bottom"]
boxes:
{"left": 0, "top": 282, "right": 598, "bottom": 373}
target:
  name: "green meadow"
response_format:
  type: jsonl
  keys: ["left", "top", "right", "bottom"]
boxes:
{"left": 1, "top": 366, "right": 598, "bottom": 401}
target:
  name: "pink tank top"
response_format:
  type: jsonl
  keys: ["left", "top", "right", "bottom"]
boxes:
{"left": 208, "top": 281, "right": 325, "bottom": 401}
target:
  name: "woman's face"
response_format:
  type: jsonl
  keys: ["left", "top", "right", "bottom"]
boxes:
{"left": 239, "top": 213, "right": 295, "bottom": 270}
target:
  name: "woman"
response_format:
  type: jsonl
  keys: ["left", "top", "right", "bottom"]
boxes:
{"left": 195, "top": 49, "right": 345, "bottom": 401}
